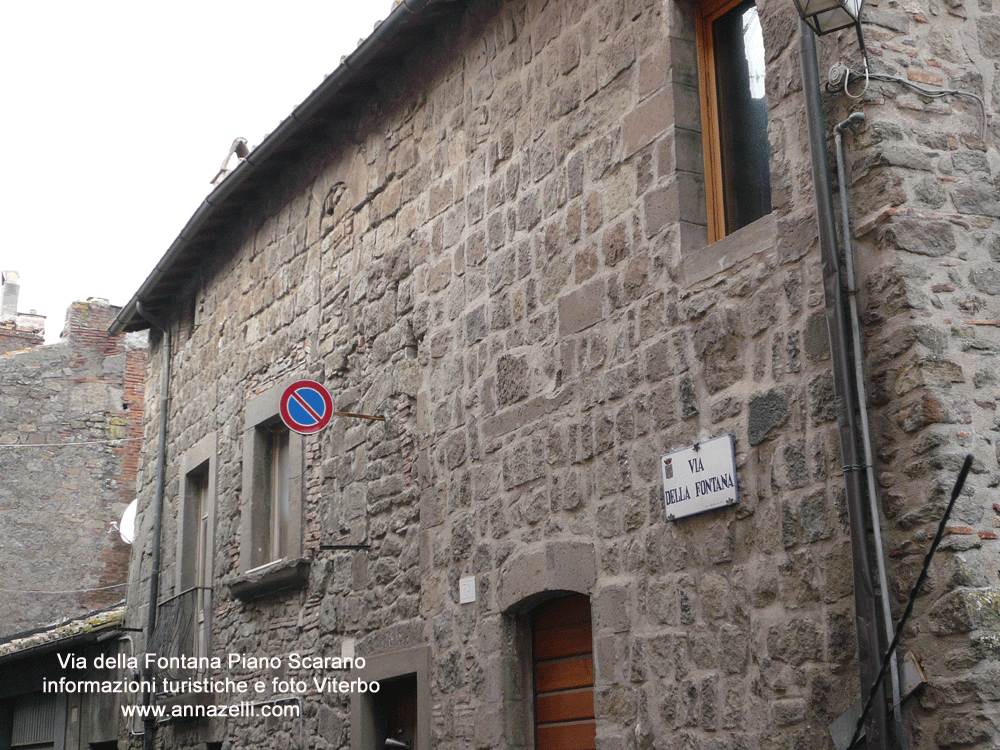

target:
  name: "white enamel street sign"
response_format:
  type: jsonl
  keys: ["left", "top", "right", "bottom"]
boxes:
{"left": 661, "top": 434, "right": 739, "bottom": 521}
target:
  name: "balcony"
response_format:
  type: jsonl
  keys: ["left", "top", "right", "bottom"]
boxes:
{"left": 148, "top": 586, "right": 211, "bottom": 683}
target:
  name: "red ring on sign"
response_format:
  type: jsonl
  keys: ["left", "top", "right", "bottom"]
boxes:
{"left": 279, "top": 380, "right": 334, "bottom": 435}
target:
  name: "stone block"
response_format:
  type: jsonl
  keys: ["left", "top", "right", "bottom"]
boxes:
{"left": 693, "top": 307, "right": 744, "bottom": 394}
{"left": 970, "top": 266, "right": 1000, "bottom": 295}
{"left": 623, "top": 89, "right": 672, "bottom": 158}
{"left": 951, "top": 184, "right": 1000, "bottom": 217}
{"left": 558, "top": 279, "right": 605, "bottom": 335}
{"left": 593, "top": 585, "right": 630, "bottom": 633}
{"left": 496, "top": 354, "right": 528, "bottom": 406}
{"left": 766, "top": 618, "right": 822, "bottom": 665}
{"left": 597, "top": 30, "right": 636, "bottom": 89}
{"left": 748, "top": 389, "right": 790, "bottom": 445}
{"left": 881, "top": 217, "right": 957, "bottom": 257}
{"left": 496, "top": 541, "right": 597, "bottom": 611}
{"left": 682, "top": 213, "right": 774, "bottom": 285}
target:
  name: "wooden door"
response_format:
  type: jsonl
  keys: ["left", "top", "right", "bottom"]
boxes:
{"left": 532, "top": 594, "right": 596, "bottom": 750}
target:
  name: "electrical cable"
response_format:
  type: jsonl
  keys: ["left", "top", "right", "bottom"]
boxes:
{"left": 843, "top": 21, "right": 870, "bottom": 98}
{"left": 0, "top": 582, "right": 127, "bottom": 594}
{"left": 865, "top": 73, "right": 988, "bottom": 140}
{"left": 846, "top": 454, "right": 975, "bottom": 750}
{"left": 829, "top": 28, "right": 988, "bottom": 140}
{"left": 0, "top": 437, "right": 142, "bottom": 449}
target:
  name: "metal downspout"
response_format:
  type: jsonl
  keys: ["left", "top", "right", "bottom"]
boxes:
{"left": 136, "top": 302, "right": 170, "bottom": 750}
{"left": 835, "top": 114, "right": 908, "bottom": 749}
{"left": 799, "top": 21, "right": 890, "bottom": 749}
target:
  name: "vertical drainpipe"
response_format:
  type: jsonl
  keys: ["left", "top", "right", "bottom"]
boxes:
{"left": 798, "top": 21, "right": 891, "bottom": 750}
{"left": 137, "top": 302, "right": 170, "bottom": 750}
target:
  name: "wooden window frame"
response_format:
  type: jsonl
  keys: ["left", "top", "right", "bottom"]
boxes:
{"left": 263, "top": 424, "right": 291, "bottom": 563}
{"left": 696, "top": 0, "right": 769, "bottom": 243}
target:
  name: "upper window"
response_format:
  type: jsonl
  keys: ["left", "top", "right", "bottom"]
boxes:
{"left": 697, "top": 0, "right": 772, "bottom": 241}
{"left": 262, "top": 423, "right": 291, "bottom": 563}
{"left": 240, "top": 384, "right": 303, "bottom": 574}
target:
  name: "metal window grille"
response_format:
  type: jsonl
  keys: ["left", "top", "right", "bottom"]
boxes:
{"left": 148, "top": 586, "right": 210, "bottom": 681}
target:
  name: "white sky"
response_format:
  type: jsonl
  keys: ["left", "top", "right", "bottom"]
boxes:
{"left": 1, "top": 1, "right": 391, "bottom": 342}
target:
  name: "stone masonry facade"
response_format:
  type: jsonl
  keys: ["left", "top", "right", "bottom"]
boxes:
{"left": 122, "top": 0, "right": 998, "bottom": 747}
{"left": 0, "top": 298, "right": 146, "bottom": 635}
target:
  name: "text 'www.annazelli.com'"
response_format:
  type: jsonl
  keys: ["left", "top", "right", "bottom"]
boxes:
{"left": 122, "top": 702, "right": 301, "bottom": 719}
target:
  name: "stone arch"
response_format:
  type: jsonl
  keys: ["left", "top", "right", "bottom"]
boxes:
{"left": 497, "top": 540, "right": 597, "bottom": 614}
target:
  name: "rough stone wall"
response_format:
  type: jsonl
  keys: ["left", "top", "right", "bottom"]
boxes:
{"left": 0, "top": 300, "right": 147, "bottom": 635}
{"left": 0, "top": 317, "right": 45, "bottom": 355}
{"left": 123, "top": 0, "right": 997, "bottom": 749}
{"left": 836, "top": 0, "right": 1000, "bottom": 743}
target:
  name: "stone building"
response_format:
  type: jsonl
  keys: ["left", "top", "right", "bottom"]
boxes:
{"left": 0, "top": 279, "right": 147, "bottom": 750}
{"left": 110, "top": 0, "right": 999, "bottom": 748}
{"left": 0, "top": 285, "right": 147, "bottom": 635}
{"left": 0, "top": 606, "right": 127, "bottom": 750}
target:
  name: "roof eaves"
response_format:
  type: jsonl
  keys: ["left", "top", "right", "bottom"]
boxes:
{"left": 109, "top": 0, "right": 454, "bottom": 336}
{"left": 0, "top": 605, "right": 126, "bottom": 665}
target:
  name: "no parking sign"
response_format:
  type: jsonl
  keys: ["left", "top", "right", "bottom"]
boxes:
{"left": 279, "top": 380, "right": 334, "bottom": 435}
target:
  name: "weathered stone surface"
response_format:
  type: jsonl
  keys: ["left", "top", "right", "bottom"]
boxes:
{"left": 113, "top": 0, "right": 1000, "bottom": 747}
{"left": 558, "top": 279, "right": 605, "bottom": 335}
{"left": 693, "top": 308, "right": 745, "bottom": 394}
{"left": 952, "top": 184, "right": 1000, "bottom": 217}
{"left": 0, "top": 300, "right": 145, "bottom": 636}
{"left": 882, "top": 218, "right": 957, "bottom": 256}
{"left": 496, "top": 355, "right": 529, "bottom": 406}
{"left": 969, "top": 266, "right": 1000, "bottom": 295}
{"left": 748, "top": 390, "right": 790, "bottom": 445}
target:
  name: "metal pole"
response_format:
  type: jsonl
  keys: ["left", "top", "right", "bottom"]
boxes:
{"left": 799, "top": 21, "right": 890, "bottom": 749}
{"left": 137, "top": 302, "right": 170, "bottom": 750}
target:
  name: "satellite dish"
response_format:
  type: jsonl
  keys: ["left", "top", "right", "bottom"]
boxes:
{"left": 118, "top": 499, "right": 137, "bottom": 544}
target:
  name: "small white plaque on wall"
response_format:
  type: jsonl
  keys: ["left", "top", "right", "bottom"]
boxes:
{"left": 661, "top": 434, "right": 739, "bottom": 521}
{"left": 341, "top": 638, "right": 355, "bottom": 660}
{"left": 459, "top": 576, "right": 476, "bottom": 604}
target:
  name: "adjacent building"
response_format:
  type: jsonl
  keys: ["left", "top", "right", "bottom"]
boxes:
{"left": 111, "top": 0, "right": 999, "bottom": 748}
{"left": 0, "top": 606, "right": 128, "bottom": 750}
{"left": 0, "top": 278, "right": 146, "bottom": 634}
{"left": 0, "top": 277, "right": 147, "bottom": 750}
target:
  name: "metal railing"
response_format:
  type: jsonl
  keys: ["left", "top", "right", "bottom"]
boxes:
{"left": 148, "top": 586, "right": 211, "bottom": 682}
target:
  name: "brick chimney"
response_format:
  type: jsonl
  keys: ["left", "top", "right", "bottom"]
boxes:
{"left": 1, "top": 270, "right": 19, "bottom": 321}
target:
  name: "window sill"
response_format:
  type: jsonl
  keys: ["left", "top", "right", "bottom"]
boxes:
{"left": 228, "top": 557, "right": 311, "bottom": 601}
{"left": 681, "top": 212, "right": 776, "bottom": 286}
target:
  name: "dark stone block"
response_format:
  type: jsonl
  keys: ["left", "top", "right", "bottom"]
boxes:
{"left": 748, "top": 389, "right": 789, "bottom": 445}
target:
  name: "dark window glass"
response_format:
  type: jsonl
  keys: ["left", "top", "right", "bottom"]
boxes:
{"left": 713, "top": 0, "right": 771, "bottom": 233}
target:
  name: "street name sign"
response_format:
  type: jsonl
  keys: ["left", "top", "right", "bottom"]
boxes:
{"left": 661, "top": 434, "right": 738, "bottom": 521}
